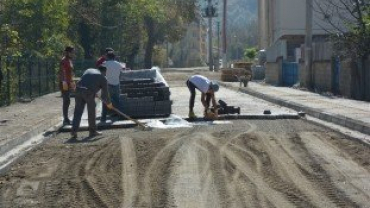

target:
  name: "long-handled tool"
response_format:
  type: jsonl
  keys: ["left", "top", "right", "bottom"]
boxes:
{"left": 97, "top": 96, "right": 152, "bottom": 131}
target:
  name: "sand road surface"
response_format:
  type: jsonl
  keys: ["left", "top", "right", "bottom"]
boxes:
{"left": 1, "top": 119, "right": 369, "bottom": 208}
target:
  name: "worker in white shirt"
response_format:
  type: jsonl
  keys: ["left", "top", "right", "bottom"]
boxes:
{"left": 100, "top": 50, "right": 125, "bottom": 123}
{"left": 186, "top": 75, "right": 219, "bottom": 119}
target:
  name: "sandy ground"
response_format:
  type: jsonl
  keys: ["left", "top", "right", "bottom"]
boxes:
{"left": 0, "top": 70, "right": 369, "bottom": 208}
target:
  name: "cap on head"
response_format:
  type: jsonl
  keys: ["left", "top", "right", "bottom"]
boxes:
{"left": 209, "top": 81, "right": 219, "bottom": 92}
{"left": 64, "top": 46, "right": 74, "bottom": 52}
{"left": 106, "top": 50, "right": 115, "bottom": 59}
{"left": 105, "top": 47, "right": 114, "bottom": 53}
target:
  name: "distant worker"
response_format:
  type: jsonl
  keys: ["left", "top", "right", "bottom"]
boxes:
{"left": 59, "top": 46, "right": 75, "bottom": 126}
{"left": 186, "top": 75, "right": 219, "bottom": 119}
{"left": 100, "top": 50, "right": 125, "bottom": 123}
{"left": 96, "top": 47, "right": 114, "bottom": 67}
{"left": 71, "top": 66, "right": 113, "bottom": 138}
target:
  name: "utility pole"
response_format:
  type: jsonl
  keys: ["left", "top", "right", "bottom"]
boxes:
{"left": 207, "top": 0, "right": 214, "bottom": 71}
{"left": 221, "top": 0, "right": 227, "bottom": 68}
{"left": 305, "top": 0, "right": 313, "bottom": 89}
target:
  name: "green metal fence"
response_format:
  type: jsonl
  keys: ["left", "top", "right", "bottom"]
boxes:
{"left": 0, "top": 56, "right": 59, "bottom": 106}
{"left": 0, "top": 56, "right": 96, "bottom": 107}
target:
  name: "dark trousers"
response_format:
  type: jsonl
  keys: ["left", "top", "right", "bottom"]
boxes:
{"left": 186, "top": 80, "right": 211, "bottom": 111}
{"left": 72, "top": 88, "right": 96, "bottom": 133}
{"left": 62, "top": 90, "right": 70, "bottom": 121}
{"left": 101, "top": 84, "right": 120, "bottom": 121}
{"left": 186, "top": 80, "right": 196, "bottom": 111}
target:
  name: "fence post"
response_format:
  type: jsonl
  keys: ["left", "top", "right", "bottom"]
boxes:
{"left": 29, "top": 60, "right": 32, "bottom": 98}
{"left": 46, "top": 59, "right": 49, "bottom": 93}
{"left": 0, "top": 56, "right": 2, "bottom": 105}
{"left": 53, "top": 60, "right": 57, "bottom": 91}
{"left": 38, "top": 58, "right": 41, "bottom": 96}
{"left": 17, "top": 56, "right": 21, "bottom": 99}
{"left": 6, "top": 56, "right": 11, "bottom": 105}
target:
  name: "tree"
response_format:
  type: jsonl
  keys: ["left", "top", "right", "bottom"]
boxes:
{"left": 228, "top": 18, "right": 258, "bottom": 61}
{"left": 142, "top": 0, "right": 196, "bottom": 68}
{"left": 2, "top": 0, "right": 71, "bottom": 58}
{"left": 314, "top": 0, "right": 370, "bottom": 100}
{"left": 0, "top": 25, "right": 20, "bottom": 56}
{"left": 69, "top": 0, "right": 148, "bottom": 67}
{"left": 244, "top": 47, "right": 258, "bottom": 61}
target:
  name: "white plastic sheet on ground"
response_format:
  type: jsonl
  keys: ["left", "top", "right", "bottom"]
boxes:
{"left": 146, "top": 115, "right": 192, "bottom": 129}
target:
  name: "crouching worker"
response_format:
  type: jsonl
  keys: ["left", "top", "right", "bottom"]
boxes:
{"left": 186, "top": 75, "right": 219, "bottom": 119}
{"left": 71, "top": 66, "right": 113, "bottom": 138}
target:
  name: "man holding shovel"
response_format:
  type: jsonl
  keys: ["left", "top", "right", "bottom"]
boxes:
{"left": 71, "top": 65, "right": 113, "bottom": 138}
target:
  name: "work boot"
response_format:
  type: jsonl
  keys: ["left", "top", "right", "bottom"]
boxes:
{"left": 63, "top": 119, "right": 71, "bottom": 126}
{"left": 89, "top": 131, "right": 102, "bottom": 137}
{"left": 188, "top": 111, "right": 197, "bottom": 119}
{"left": 70, "top": 131, "right": 77, "bottom": 139}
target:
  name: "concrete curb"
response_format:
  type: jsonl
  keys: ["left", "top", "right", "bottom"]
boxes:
{"left": 0, "top": 120, "right": 62, "bottom": 172}
{"left": 0, "top": 117, "right": 62, "bottom": 157}
{"left": 0, "top": 103, "right": 73, "bottom": 170}
{"left": 220, "top": 82, "right": 370, "bottom": 135}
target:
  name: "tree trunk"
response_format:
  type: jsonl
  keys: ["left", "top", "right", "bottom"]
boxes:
{"left": 78, "top": 22, "right": 92, "bottom": 59}
{"left": 144, "top": 17, "right": 155, "bottom": 69}
{"left": 127, "top": 45, "right": 139, "bottom": 70}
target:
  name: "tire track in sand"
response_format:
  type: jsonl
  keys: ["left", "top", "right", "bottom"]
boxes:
{"left": 120, "top": 136, "right": 139, "bottom": 208}
{"left": 139, "top": 130, "right": 193, "bottom": 207}
{"left": 300, "top": 132, "right": 370, "bottom": 208}
{"left": 169, "top": 133, "right": 222, "bottom": 208}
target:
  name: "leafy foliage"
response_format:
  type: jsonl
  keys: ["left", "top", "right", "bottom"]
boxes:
{"left": 244, "top": 47, "right": 258, "bottom": 61}
{"left": 0, "top": 25, "right": 20, "bottom": 56}
{"left": 142, "top": 0, "right": 196, "bottom": 68}
{"left": 316, "top": 0, "right": 370, "bottom": 59}
{"left": 2, "top": 0, "right": 71, "bottom": 58}
{"left": 0, "top": 0, "right": 196, "bottom": 68}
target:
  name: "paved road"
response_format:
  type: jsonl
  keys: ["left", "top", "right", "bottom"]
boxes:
{"left": 0, "top": 71, "right": 369, "bottom": 207}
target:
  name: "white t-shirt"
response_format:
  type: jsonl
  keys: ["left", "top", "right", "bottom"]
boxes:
{"left": 104, "top": 60, "right": 125, "bottom": 85}
{"left": 189, "top": 75, "right": 211, "bottom": 93}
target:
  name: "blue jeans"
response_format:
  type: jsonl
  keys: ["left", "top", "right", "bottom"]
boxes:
{"left": 101, "top": 84, "right": 120, "bottom": 121}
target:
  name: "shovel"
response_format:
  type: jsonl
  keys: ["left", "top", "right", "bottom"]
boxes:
{"left": 97, "top": 96, "right": 152, "bottom": 131}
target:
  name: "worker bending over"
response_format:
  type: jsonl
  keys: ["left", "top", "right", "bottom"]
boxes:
{"left": 186, "top": 75, "right": 219, "bottom": 119}
{"left": 71, "top": 65, "right": 113, "bottom": 138}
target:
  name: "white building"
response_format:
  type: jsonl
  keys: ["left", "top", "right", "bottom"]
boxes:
{"left": 258, "top": 0, "right": 343, "bottom": 62}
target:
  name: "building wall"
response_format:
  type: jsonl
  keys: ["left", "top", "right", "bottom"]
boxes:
{"left": 259, "top": 0, "right": 345, "bottom": 47}
{"left": 265, "top": 57, "right": 283, "bottom": 85}
{"left": 339, "top": 59, "right": 352, "bottom": 98}
{"left": 313, "top": 61, "right": 332, "bottom": 92}
{"left": 266, "top": 39, "right": 287, "bottom": 62}
{"left": 298, "top": 61, "right": 307, "bottom": 87}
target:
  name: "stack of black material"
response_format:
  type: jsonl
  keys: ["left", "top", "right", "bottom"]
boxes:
{"left": 119, "top": 78, "right": 172, "bottom": 118}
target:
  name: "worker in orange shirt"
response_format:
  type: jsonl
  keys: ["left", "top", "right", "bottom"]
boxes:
{"left": 59, "top": 46, "right": 76, "bottom": 125}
